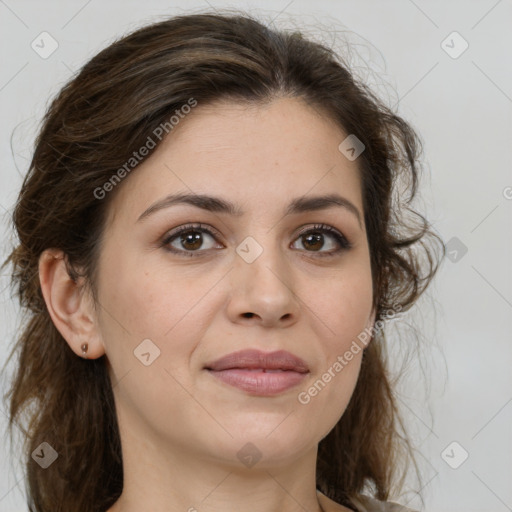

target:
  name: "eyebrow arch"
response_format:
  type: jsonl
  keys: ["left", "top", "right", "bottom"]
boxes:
{"left": 137, "top": 192, "right": 363, "bottom": 228}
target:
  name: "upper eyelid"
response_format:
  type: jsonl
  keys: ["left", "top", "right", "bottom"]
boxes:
{"left": 163, "top": 223, "right": 222, "bottom": 241}
{"left": 162, "top": 222, "right": 349, "bottom": 246}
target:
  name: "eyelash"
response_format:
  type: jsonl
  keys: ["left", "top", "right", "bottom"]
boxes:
{"left": 161, "top": 222, "right": 352, "bottom": 258}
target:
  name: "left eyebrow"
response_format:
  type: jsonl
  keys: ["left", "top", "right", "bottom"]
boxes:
{"left": 136, "top": 192, "right": 363, "bottom": 229}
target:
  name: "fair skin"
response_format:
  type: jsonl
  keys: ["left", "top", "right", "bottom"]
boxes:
{"left": 39, "top": 97, "right": 375, "bottom": 512}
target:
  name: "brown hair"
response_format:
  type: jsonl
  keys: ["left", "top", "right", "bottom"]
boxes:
{"left": 2, "top": 10, "right": 445, "bottom": 512}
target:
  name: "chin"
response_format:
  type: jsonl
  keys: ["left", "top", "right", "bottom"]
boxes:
{"left": 200, "top": 422, "right": 317, "bottom": 467}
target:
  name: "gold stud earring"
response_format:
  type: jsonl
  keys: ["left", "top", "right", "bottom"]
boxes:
{"left": 81, "top": 342, "right": 89, "bottom": 359}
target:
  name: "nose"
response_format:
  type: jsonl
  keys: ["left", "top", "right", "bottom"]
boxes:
{"left": 226, "top": 238, "right": 301, "bottom": 328}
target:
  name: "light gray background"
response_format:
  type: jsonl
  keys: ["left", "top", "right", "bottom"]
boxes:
{"left": 1, "top": 1, "right": 511, "bottom": 511}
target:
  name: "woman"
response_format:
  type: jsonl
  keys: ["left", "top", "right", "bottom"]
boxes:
{"left": 2, "top": 11, "right": 445, "bottom": 512}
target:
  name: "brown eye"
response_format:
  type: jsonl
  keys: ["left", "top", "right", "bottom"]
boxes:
{"left": 177, "top": 231, "right": 204, "bottom": 251}
{"left": 292, "top": 224, "right": 352, "bottom": 256}
{"left": 301, "top": 232, "right": 324, "bottom": 251}
{"left": 162, "top": 223, "right": 222, "bottom": 257}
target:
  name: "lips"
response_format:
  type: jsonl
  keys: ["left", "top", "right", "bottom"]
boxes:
{"left": 204, "top": 349, "right": 309, "bottom": 396}
{"left": 204, "top": 349, "right": 309, "bottom": 373}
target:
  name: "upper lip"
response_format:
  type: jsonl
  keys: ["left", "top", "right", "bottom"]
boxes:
{"left": 205, "top": 349, "right": 309, "bottom": 373}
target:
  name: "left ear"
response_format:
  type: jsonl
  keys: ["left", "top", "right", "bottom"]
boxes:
{"left": 367, "top": 307, "right": 377, "bottom": 331}
{"left": 362, "top": 307, "right": 377, "bottom": 350}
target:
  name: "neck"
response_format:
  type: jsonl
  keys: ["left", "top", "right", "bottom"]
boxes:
{"left": 107, "top": 416, "right": 325, "bottom": 512}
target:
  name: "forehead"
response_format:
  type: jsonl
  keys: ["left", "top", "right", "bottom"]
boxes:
{"left": 105, "top": 97, "right": 364, "bottom": 226}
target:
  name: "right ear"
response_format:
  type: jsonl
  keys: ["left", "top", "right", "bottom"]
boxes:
{"left": 38, "top": 249, "right": 105, "bottom": 359}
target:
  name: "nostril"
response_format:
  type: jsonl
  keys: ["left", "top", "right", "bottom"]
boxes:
{"left": 242, "top": 312, "right": 255, "bottom": 318}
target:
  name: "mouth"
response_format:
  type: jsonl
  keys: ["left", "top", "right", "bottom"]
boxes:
{"left": 218, "top": 368, "right": 295, "bottom": 373}
{"left": 206, "top": 368, "right": 309, "bottom": 395}
{"left": 204, "top": 349, "right": 310, "bottom": 396}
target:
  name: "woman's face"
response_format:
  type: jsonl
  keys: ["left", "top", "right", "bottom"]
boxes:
{"left": 94, "top": 97, "right": 375, "bottom": 467}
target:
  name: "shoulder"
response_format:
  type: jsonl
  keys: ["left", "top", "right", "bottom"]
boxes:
{"left": 317, "top": 491, "right": 419, "bottom": 512}
{"left": 316, "top": 490, "right": 354, "bottom": 512}
{"left": 349, "top": 495, "right": 419, "bottom": 512}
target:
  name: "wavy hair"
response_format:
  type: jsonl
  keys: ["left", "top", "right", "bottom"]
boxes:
{"left": 2, "top": 10, "right": 445, "bottom": 512}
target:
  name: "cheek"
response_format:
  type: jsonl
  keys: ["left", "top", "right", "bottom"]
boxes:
{"left": 97, "top": 254, "right": 219, "bottom": 367}
{"left": 297, "top": 269, "right": 371, "bottom": 415}
{"left": 308, "top": 266, "right": 373, "bottom": 345}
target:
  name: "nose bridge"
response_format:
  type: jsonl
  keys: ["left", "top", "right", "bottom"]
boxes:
{"left": 228, "top": 229, "right": 299, "bottom": 321}
{"left": 234, "top": 230, "right": 288, "bottom": 288}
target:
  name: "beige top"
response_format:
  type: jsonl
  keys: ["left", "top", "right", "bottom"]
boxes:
{"left": 317, "top": 490, "right": 418, "bottom": 512}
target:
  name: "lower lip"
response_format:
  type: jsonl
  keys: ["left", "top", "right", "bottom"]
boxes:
{"left": 207, "top": 369, "right": 308, "bottom": 396}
